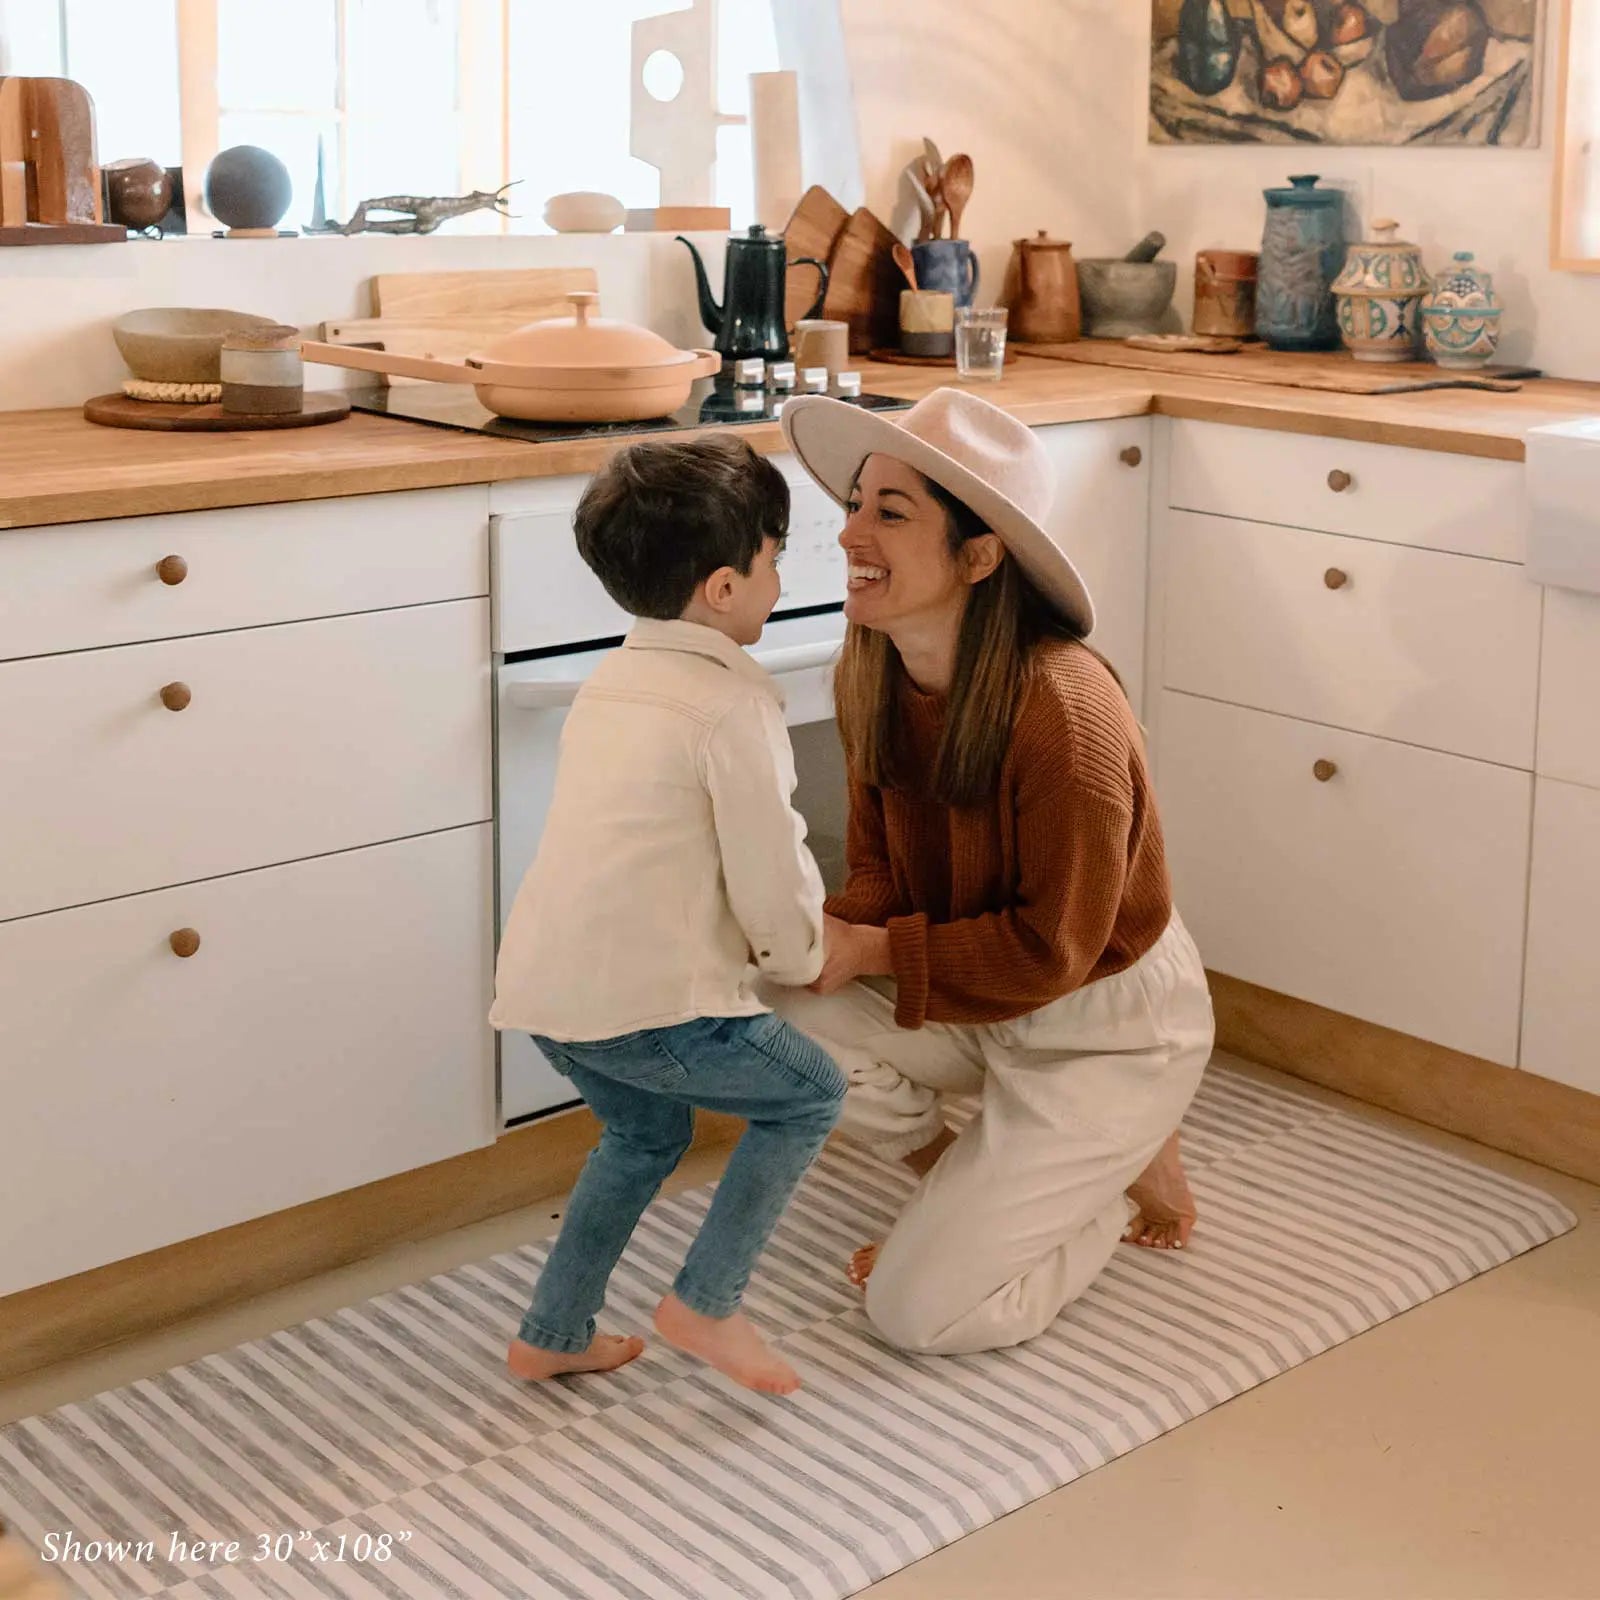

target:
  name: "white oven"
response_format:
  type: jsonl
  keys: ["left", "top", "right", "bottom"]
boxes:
{"left": 491, "top": 460, "right": 852, "bottom": 1125}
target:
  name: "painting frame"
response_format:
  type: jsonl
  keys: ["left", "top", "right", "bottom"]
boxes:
{"left": 1149, "top": 0, "right": 1545, "bottom": 147}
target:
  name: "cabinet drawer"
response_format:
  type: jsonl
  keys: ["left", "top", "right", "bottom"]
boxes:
{"left": 1158, "top": 691, "right": 1530, "bottom": 1064}
{"left": 1167, "top": 420, "right": 1524, "bottom": 561}
{"left": 0, "top": 600, "right": 491, "bottom": 922}
{"left": 1522, "top": 779, "right": 1600, "bottom": 1093}
{"left": 0, "top": 487, "right": 488, "bottom": 662}
{"left": 1163, "top": 512, "right": 1539, "bottom": 767}
{"left": 0, "top": 825, "right": 495, "bottom": 1296}
{"left": 1536, "top": 586, "right": 1600, "bottom": 788}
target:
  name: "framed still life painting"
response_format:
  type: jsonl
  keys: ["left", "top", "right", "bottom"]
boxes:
{"left": 1149, "top": 0, "right": 1544, "bottom": 145}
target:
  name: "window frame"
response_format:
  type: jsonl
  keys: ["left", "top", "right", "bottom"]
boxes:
{"left": 1552, "top": 0, "right": 1600, "bottom": 271}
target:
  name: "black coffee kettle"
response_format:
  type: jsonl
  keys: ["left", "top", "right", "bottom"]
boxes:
{"left": 678, "top": 225, "right": 828, "bottom": 364}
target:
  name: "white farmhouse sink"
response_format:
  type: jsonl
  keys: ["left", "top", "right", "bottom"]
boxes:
{"left": 1526, "top": 418, "right": 1600, "bottom": 595}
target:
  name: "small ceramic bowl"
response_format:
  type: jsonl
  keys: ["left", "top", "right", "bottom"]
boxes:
{"left": 542, "top": 191, "right": 625, "bottom": 234}
{"left": 113, "top": 308, "right": 281, "bottom": 383}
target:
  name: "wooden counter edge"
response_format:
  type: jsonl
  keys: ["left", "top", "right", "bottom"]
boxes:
{"left": 1211, "top": 972, "right": 1600, "bottom": 1187}
{"left": 0, "top": 1106, "right": 744, "bottom": 1386}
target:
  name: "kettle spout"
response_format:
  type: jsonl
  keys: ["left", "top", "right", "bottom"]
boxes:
{"left": 677, "top": 235, "right": 722, "bottom": 337}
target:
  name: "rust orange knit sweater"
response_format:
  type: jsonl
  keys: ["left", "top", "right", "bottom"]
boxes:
{"left": 824, "top": 639, "right": 1173, "bottom": 1030}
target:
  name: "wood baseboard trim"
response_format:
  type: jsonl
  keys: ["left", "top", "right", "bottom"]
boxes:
{"left": 0, "top": 1107, "right": 744, "bottom": 1386}
{"left": 1210, "top": 972, "right": 1600, "bottom": 1186}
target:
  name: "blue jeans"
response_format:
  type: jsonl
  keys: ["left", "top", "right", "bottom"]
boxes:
{"left": 520, "top": 1012, "right": 845, "bottom": 1353}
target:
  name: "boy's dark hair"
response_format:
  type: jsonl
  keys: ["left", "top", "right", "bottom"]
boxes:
{"left": 573, "top": 434, "right": 790, "bottom": 619}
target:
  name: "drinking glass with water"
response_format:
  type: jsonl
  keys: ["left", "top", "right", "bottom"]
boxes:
{"left": 955, "top": 307, "right": 1008, "bottom": 381}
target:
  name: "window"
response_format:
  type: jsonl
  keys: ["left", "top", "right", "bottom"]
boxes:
{"left": 1554, "top": 0, "right": 1600, "bottom": 269}
{"left": 0, "top": 0, "right": 800, "bottom": 234}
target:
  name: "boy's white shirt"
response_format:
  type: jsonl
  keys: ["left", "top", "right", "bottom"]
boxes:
{"left": 490, "top": 617, "right": 827, "bottom": 1042}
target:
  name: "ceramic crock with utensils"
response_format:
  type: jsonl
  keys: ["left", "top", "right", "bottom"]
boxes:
{"left": 900, "top": 290, "right": 955, "bottom": 356}
{"left": 678, "top": 224, "right": 827, "bottom": 364}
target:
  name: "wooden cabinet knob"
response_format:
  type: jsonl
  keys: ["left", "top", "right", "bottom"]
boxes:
{"left": 1313, "top": 759, "right": 1338, "bottom": 782}
{"left": 1327, "top": 468, "right": 1353, "bottom": 493}
{"left": 1324, "top": 567, "right": 1349, "bottom": 590}
{"left": 169, "top": 928, "right": 201, "bottom": 958}
{"left": 1120, "top": 445, "right": 1143, "bottom": 468}
{"left": 159, "top": 681, "right": 192, "bottom": 712}
{"left": 156, "top": 555, "right": 188, "bottom": 586}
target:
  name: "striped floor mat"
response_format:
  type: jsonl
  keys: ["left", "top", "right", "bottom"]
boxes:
{"left": 1, "top": 1067, "right": 1576, "bottom": 1600}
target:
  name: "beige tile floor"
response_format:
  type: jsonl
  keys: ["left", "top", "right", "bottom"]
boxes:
{"left": 4, "top": 1053, "right": 1597, "bottom": 1600}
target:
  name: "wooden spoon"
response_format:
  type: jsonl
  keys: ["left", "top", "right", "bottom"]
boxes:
{"left": 942, "top": 152, "right": 973, "bottom": 242}
{"left": 892, "top": 241, "right": 919, "bottom": 291}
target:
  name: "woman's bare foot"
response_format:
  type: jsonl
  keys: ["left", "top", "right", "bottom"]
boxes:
{"left": 1124, "top": 1131, "right": 1197, "bottom": 1251}
{"left": 653, "top": 1293, "right": 800, "bottom": 1395}
{"left": 904, "top": 1125, "right": 957, "bottom": 1178}
{"left": 506, "top": 1332, "right": 644, "bottom": 1381}
{"left": 846, "top": 1241, "right": 880, "bottom": 1288}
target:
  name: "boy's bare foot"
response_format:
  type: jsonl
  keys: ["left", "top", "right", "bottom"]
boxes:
{"left": 506, "top": 1333, "right": 644, "bottom": 1381}
{"left": 653, "top": 1292, "right": 800, "bottom": 1395}
{"left": 904, "top": 1124, "right": 957, "bottom": 1178}
{"left": 1124, "top": 1131, "right": 1197, "bottom": 1251}
{"left": 846, "top": 1241, "right": 880, "bottom": 1288}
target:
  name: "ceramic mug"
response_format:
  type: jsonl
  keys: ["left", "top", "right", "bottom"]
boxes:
{"left": 899, "top": 289, "right": 955, "bottom": 357}
{"left": 911, "top": 240, "right": 979, "bottom": 309}
{"left": 793, "top": 318, "right": 850, "bottom": 375}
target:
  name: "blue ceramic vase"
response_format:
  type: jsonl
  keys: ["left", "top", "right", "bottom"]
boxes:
{"left": 1255, "top": 175, "right": 1347, "bottom": 352}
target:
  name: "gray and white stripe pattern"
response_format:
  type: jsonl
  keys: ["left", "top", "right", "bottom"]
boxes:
{"left": 2, "top": 1067, "right": 1575, "bottom": 1600}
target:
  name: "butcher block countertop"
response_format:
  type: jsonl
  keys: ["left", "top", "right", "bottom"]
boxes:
{"left": 4, "top": 355, "right": 1600, "bottom": 530}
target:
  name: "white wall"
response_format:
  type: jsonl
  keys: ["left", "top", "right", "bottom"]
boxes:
{"left": 842, "top": 0, "right": 1597, "bottom": 380}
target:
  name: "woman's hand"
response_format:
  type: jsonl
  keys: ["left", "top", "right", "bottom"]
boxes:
{"left": 810, "top": 915, "right": 892, "bottom": 995}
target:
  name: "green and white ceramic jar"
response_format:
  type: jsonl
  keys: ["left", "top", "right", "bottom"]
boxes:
{"left": 1332, "top": 219, "right": 1430, "bottom": 363}
{"left": 1421, "top": 252, "right": 1503, "bottom": 369}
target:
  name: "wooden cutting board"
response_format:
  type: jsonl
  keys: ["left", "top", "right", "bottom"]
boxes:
{"left": 1026, "top": 339, "right": 1541, "bottom": 395}
{"left": 824, "top": 207, "right": 901, "bottom": 355}
{"left": 783, "top": 186, "right": 849, "bottom": 331}
{"left": 321, "top": 266, "right": 598, "bottom": 385}
{"left": 84, "top": 392, "right": 351, "bottom": 431}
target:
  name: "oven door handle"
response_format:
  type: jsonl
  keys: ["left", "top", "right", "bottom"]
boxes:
{"left": 505, "top": 637, "right": 842, "bottom": 711}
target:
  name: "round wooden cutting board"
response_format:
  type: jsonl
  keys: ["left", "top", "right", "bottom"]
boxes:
{"left": 83, "top": 393, "right": 352, "bottom": 431}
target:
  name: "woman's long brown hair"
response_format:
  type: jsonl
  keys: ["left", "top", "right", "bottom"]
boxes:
{"left": 833, "top": 472, "right": 1113, "bottom": 808}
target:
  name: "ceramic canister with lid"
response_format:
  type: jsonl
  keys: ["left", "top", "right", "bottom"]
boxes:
{"left": 1256, "top": 175, "right": 1348, "bottom": 351}
{"left": 1421, "top": 252, "right": 1503, "bottom": 369}
{"left": 1332, "top": 219, "right": 1431, "bottom": 363}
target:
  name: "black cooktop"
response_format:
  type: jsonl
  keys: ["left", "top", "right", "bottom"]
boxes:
{"left": 348, "top": 378, "right": 911, "bottom": 443}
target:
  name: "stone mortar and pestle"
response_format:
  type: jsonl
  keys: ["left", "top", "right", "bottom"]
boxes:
{"left": 1078, "top": 233, "right": 1178, "bottom": 338}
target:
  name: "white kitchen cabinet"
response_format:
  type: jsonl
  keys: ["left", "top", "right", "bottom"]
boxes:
{"left": 1158, "top": 690, "right": 1531, "bottom": 1065}
{"left": 1163, "top": 510, "right": 1540, "bottom": 768}
{"left": 1038, "top": 418, "right": 1151, "bottom": 714}
{"left": 1167, "top": 419, "right": 1525, "bottom": 561}
{"left": 1521, "top": 778, "right": 1600, "bottom": 1093}
{"left": 0, "top": 600, "right": 492, "bottom": 923}
{"left": 0, "top": 824, "right": 496, "bottom": 1297}
{"left": 0, "top": 487, "right": 488, "bottom": 663}
{"left": 1536, "top": 586, "right": 1600, "bottom": 790}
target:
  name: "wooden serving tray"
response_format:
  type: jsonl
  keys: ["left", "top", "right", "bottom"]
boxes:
{"left": 84, "top": 393, "right": 351, "bottom": 431}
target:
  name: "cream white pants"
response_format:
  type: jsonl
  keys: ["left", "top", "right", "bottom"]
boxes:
{"left": 772, "top": 914, "right": 1214, "bottom": 1356}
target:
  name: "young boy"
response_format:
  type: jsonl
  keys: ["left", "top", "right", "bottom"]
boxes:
{"left": 490, "top": 434, "right": 844, "bottom": 1397}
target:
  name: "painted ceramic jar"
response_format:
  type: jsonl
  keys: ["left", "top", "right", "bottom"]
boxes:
{"left": 1256, "top": 175, "right": 1348, "bottom": 352}
{"left": 1421, "top": 251, "right": 1503, "bottom": 369}
{"left": 1332, "top": 219, "right": 1431, "bottom": 363}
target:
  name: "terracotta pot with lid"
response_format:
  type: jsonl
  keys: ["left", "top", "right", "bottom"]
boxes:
{"left": 300, "top": 291, "right": 721, "bottom": 422}
{"left": 1002, "top": 231, "right": 1081, "bottom": 344}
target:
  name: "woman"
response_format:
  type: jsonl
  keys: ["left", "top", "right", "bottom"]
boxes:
{"left": 773, "top": 387, "right": 1215, "bottom": 1358}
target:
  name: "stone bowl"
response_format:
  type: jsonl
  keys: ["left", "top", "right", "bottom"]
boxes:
{"left": 112, "top": 308, "right": 282, "bottom": 383}
{"left": 1077, "top": 259, "right": 1178, "bottom": 339}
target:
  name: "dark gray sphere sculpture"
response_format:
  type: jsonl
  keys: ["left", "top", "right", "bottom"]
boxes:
{"left": 204, "top": 145, "right": 292, "bottom": 231}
